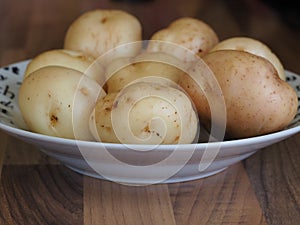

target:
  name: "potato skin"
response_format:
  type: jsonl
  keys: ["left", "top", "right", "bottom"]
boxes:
{"left": 89, "top": 92, "right": 119, "bottom": 143}
{"left": 64, "top": 9, "right": 142, "bottom": 58}
{"left": 210, "top": 37, "right": 286, "bottom": 81}
{"left": 179, "top": 73, "right": 211, "bottom": 129}
{"left": 24, "top": 49, "right": 104, "bottom": 84}
{"left": 19, "top": 66, "right": 103, "bottom": 140}
{"left": 148, "top": 17, "right": 219, "bottom": 58}
{"left": 105, "top": 52, "right": 185, "bottom": 93}
{"left": 24, "top": 49, "right": 94, "bottom": 77}
{"left": 90, "top": 82, "right": 199, "bottom": 144}
{"left": 181, "top": 50, "right": 298, "bottom": 139}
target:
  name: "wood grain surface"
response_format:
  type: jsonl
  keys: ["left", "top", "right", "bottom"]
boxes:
{"left": 0, "top": 0, "right": 300, "bottom": 224}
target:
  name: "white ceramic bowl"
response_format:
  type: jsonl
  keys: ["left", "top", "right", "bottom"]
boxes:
{"left": 0, "top": 60, "right": 300, "bottom": 185}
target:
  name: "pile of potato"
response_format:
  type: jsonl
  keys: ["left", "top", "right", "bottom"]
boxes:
{"left": 18, "top": 9, "right": 298, "bottom": 144}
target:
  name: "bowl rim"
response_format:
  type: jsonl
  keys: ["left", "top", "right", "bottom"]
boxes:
{"left": 1, "top": 117, "right": 299, "bottom": 150}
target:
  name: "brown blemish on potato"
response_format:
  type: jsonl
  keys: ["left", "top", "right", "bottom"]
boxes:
{"left": 104, "top": 107, "right": 112, "bottom": 111}
{"left": 125, "top": 97, "right": 133, "bottom": 104}
{"left": 142, "top": 125, "right": 151, "bottom": 133}
{"left": 50, "top": 114, "right": 58, "bottom": 126}
{"left": 103, "top": 126, "right": 112, "bottom": 132}
{"left": 76, "top": 55, "right": 86, "bottom": 60}
{"left": 80, "top": 87, "right": 89, "bottom": 96}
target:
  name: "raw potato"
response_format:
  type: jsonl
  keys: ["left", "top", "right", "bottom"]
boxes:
{"left": 19, "top": 66, "right": 105, "bottom": 141}
{"left": 204, "top": 50, "right": 298, "bottom": 138}
{"left": 64, "top": 9, "right": 142, "bottom": 59}
{"left": 105, "top": 52, "right": 185, "bottom": 93}
{"left": 181, "top": 50, "right": 298, "bottom": 139}
{"left": 90, "top": 82, "right": 199, "bottom": 144}
{"left": 24, "top": 49, "right": 104, "bottom": 84}
{"left": 18, "top": 8, "right": 296, "bottom": 142}
{"left": 178, "top": 74, "right": 212, "bottom": 132}
{"left": 148, "top": 17, "right": 219, "bottom": 59}
{"left": 210, "top": 37, "right": 286, "bottom": 80}
{"left": 89, "top": 92, "right": 120, "bottom": 143}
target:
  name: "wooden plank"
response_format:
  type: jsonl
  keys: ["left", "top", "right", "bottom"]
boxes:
{"left": 83, "top": 176, "right": 176, "bottom": 225}
{"left": 245, "top": 133, "right": 300, "bottom": 225}
{"left": 2, "top": 135, "right": 60, "bottom": 165}
{"left": 0, "top": 131, "right": 8, "bottom": 177}
{"left": 0, "top": 165, "right": 83, "bottom": 225}
{"left": 169, "top": 163, "right": 268, "bottom": 225}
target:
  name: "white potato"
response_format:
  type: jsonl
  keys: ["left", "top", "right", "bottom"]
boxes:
{"left": 25, "top": 49, "right": 93, "bottom": 76}
{"left": 89, "top": 92, "right": 119, "bottom": 143}
{"left": 24, "top": 49, "right": 104, "bottom": 84}
{"left": 90, "top": 82, "right": 199, "bottom": 144}
{"left": 148, "top": 17, "right": 219, "bottom": 59}
{"left": 19, "top": 66, "right": 105, "bottom": 140}
{"left": 210, "top": 37, "right": 286, "bottom": 80}
{"left": 64, "top": 9, "right": 142, "bottom": 59}
{"left": 105, "top": 52, "right": 185, "bottom": 93}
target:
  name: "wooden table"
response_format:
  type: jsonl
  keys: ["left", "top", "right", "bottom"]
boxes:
{"left": 1, "top": 0, "right": 300, "bottom": 224}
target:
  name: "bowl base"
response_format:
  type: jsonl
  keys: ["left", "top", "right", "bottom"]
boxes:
{"left": 64, "top": 164, "right": 228, "bottom": 185}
